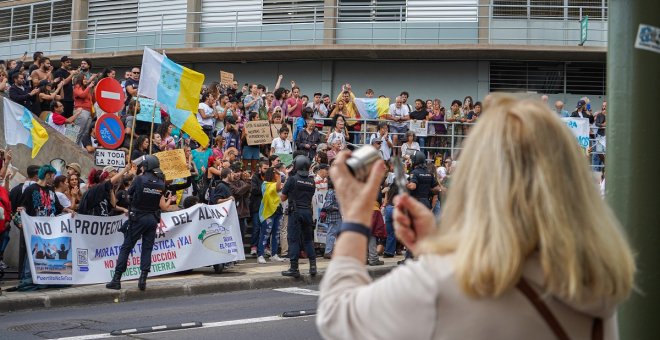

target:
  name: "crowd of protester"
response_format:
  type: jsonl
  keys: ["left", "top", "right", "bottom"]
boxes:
{"left": 0, "top": 52, "right": 607, "bottom": 290}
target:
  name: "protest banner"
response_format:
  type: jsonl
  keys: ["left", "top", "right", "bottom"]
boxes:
{"left": 561, "top": 118, "right": 590, "bottom": 149}
{"left": 154, "top": 149, "right": 191, "bottom": 180}
{"left": 64, "top": 125, "right": 80, "bottom": 143}
{"left": 220, "top": 71, "right": 234, "bottom": 86}
{"left": 245, "top": 120, "right": 273, "bottom": 145}
{"left": 21, "top": 202, "right": 245, "bottom": 285}
{"left": 95, "top": 148, "right": 126, "bottom": 167}
{"left": 409, "top": 120, "right": 428, "bottom": 137}
{"left": 271, "top": 124, "right": 294, "bottom": 141}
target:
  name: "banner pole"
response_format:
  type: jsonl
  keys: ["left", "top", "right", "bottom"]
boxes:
{"left": 148, "top": 103, "right": 158, "bottom": 155}
{"left": 127, "top": 95, "right": 139, "bottom": 160}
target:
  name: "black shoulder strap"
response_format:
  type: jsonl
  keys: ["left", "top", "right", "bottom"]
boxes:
{"left": 517, "top": 278, "right": 603, "bottom": 340}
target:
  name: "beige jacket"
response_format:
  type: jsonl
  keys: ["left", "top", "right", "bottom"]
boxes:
{"left": 317, "top": 254, "right": 619, "bottom": 340}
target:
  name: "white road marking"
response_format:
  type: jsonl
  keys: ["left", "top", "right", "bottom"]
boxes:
{"left": 54, "top": 315, "right": 310, "bottom": 340}
{"left": 100, "top": 91, "right": 120, "bottom": 100}
{"left": 273, "top": 287, "right": 320, "bottom": 296}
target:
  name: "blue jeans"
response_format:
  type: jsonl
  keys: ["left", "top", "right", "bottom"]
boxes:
{"left": 258, "top": 211, "right": 282, "bottom": 257}
{"left": 432, "top": 199, "right": 441, "bottom": 217}
{"left": 324, "top": 220, "right": 341, "bottom": 255}
{"left": 251, "top": 212, "right": 262, "bottom": 248}
{"left": 384, "top": 205, "right": 396, "bottom": 256}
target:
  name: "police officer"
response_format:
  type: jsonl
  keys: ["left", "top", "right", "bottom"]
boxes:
{"left": 406, "top": 151, "right": 441, "bottom": 209}
{"left": 106, "top": 155, "right": 176, "bottom": 291}
{"left": 281, "top": 155, "right": 317, "bottom": 278}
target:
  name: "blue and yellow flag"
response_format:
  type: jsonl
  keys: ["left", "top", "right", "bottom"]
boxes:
{"left": 259, "top": 181, "right": 280, "bottom": 222}
{"left": 3, "top": 98, "right": 49, "bottom": 158}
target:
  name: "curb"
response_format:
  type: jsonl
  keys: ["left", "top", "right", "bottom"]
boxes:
{"left": 0, "top": 265, "right": 394, "bottom": 313}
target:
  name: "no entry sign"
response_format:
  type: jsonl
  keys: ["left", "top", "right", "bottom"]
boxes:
{"left": 95, "top": 78, "right": 126, "bottom": 114}
{"left": 95, "top": 114, "right": 125, "bottom": 149}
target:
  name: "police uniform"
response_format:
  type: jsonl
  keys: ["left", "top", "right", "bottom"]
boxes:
{"left": 281, "top": 168, "right": 317, "bottom": 277}
{"left": 107, "top": 157, "right": 165, "bottom": 291}
{"left": 409, "top": 166, "right": 438, "bottom": 209}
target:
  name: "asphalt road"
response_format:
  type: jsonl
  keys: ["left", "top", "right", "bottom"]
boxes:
{"left": 0, "top": 286, "right": 322, "bottom": 340}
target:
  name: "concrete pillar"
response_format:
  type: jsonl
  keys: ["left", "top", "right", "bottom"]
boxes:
{"left": 323, "top": 0, "right": 337, "bottom": 44}
{"left": 477, "top": 0, "right": 490, "bottom": 44}
{"left": 607, "top": 0, "right": 660, "bottom": 338}
{"left": 186, "top": 0, "right": 202, "bottom": 48}
{"left": 321, "top": 60, "right": 334, "bottom": 98}
{"left": 71, "top": 0, "right": 89, "bottom": 54}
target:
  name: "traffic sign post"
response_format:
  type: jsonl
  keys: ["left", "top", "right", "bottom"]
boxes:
{"left": 95, "top": 78, "right": 126, "bottom": 114}
{"left": 94, "top": 114, "right": 125, "bottom": 150}
{"left": 579, "top": 15, "right": 589, "bottom": 46}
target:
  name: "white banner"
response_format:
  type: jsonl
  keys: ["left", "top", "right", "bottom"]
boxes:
{"left": 21, "top": 202, "right": 245, "bottom": 285}
{"left": 561, "top": 117, "right": 590, "bottom": 149}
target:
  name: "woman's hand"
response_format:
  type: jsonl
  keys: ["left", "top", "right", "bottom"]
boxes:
{"left": 329, "top": 151, "right": 386, "bottom": 227}
{"left": 393, "top": 193, "right": 437, "bottom": 254}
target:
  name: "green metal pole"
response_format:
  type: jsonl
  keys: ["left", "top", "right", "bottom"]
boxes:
{"left": 608, "top": 1, "right": 660, "bottom": 339}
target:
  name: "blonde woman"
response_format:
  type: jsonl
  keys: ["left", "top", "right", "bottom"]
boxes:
{"left": 318, "top": 96, "right": 635, "bottom": 339}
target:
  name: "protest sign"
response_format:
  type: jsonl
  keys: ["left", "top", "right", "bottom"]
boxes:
{"left": 64, "top": 125, "right": 80, "bottom": 143}
{"left": 21, "top": 202, "right": 245, "bottom": 285}
{"left": 154, "top": 149, "right": 191, "bottom": 180}
{"left": 220, "top": 71, "right": 234, "bottom": 86}
{"left": 561, "top": 118, "right": 590, "bottom": 149}
{"left": 136, "top": 97, "right": 162, "bottom": 124}
{"left": 409, "top": 120, "right": 428, "bottom": 137}
{"left": 95, "top": 148, "right": 126, "bottom": 167}
{"left": 245, "top": 120, "right": 273, "bottom": 145}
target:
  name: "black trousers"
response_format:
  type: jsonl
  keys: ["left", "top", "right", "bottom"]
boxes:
{"left": 287, "top": 209, "right": 316, "bottom": 262}
{"left": 115, "top": 213, "right": 158, "bottom": 274}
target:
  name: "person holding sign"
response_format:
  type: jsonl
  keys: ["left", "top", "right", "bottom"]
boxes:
{"left": 106, "top": 155, "right": 177, "bottom": 291}
{"left": 242, "top": 112, "right": 262, "bottom": 173}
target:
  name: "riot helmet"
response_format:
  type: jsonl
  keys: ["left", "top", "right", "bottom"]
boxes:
{"left": 292, "top": 155, "right": 311, "bottom": 177}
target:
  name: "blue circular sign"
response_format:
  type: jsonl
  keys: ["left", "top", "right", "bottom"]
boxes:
{"left": 94, "top": 115, "right": 125, "bottom": 149}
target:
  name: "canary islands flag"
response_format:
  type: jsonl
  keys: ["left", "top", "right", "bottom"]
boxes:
{"left": 354, "top": 97, "right": 390, "bottom": 119}
{"left": 139, "top": 47, "right": 208, "bottom": 146}
{"left": 3, "top": 98, "right": 49, "bottom": 158}
{"left": 259, "top": 181, "right": 280, "bottom": 222}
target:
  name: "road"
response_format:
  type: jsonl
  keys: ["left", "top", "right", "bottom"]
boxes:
{"left": 0, "top": 286, "right": 322, "bottom": 340}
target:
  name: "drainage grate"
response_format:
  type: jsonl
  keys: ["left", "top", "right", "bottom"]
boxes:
{"left": 8, "top": 320, "right": 102, "bottom": 333}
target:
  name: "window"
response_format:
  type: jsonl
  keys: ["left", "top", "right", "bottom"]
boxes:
{"left": 88, "top": 0, "right": 138, "bottom": 34}
{"left": 530, "top": 0, "right": 564, "bottom": 19}
{"left": 0, "top": 0, "right": 72, "bottom": 43}
{"left": 263, "top": 0, "right": 324, "bottom": 24}
{"left": 494, "top": 0, "right": 608, "bottom": 20}
{"left": 339, "top": 0, "right": 406, "bottom": 22}
{"left": 493, "top": 0, "right": 528, "bottom": 19}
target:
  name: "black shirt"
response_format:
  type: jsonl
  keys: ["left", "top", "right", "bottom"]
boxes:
{"left": 210, "top": 181, "right": 232, "bottom": 204}
{"left": 409, "top": 167, "right": 438, "bottom": 203}
{"left": 410, "top": 109, "right": 428, "bottom": 121}
{"left": 53, "top": 68, "right": 73, "bottom": 101}
{"left": 20, "top": 183, "right": 63, "bottom": 217}
{"left": 79, "top": 181, "right": 113, "bottom": 216}
{"left": 282, "top": 173, "right": 315, "bottom": 210}
{"left": 125, "top": 78, "right": 139, "bottom": 106}
{"left": 249, "top": 173, "right": 264, "bottom": 214}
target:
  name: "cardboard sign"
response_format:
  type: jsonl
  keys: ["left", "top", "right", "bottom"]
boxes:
{"left": 64, "top": 125, "right": 80, "bottom": 143}
{"left": 95, "top": 148, "right": 126, "bottom": 167}
{"left": 409, "top": 120, "right": 428, "bottom": 137}
{"left": 271, "top": 124, "right": 294, "bottom": 141}
{"left": 154, "top": 149, "right": 191, "bottom": 180}
{"left": 245, "top": 120, "right": 273, "bottom": 146}
{"left": 220, "top": 71, "right": 234, "bottom": 86}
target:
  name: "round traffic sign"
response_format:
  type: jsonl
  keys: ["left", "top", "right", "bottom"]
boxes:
{"left": 95, "top": 78, "right": 126, "bottom": 114}
{"left": 94, "top": 114, "right": 125, "bottom": 149}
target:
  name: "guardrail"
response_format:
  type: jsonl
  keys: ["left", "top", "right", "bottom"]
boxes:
{"left": 0, "top": 3, "right": 608, "bottom": 59}
{"left": 306, "top": 117, "right": 605, "bottom": 171}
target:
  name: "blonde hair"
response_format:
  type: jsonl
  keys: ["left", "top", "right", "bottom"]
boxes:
{"left": 419, "top": 95, "right": 635, "bottom": 303}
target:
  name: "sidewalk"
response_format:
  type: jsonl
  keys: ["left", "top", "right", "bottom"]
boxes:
{"left": 0, "top": 255, "right": 401, "bottom": 313}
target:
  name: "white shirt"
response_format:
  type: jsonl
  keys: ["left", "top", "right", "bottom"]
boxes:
{"left": 370, "top": 133, "right": 392, "bottom": 161}
{"left": 401, "top": 142, "right": 420, "bottom": 157}
{"left": 437, "top": 166, "right": 448, "bottom": 180}
{"left": 271, "top": 137, "right": 292, "bottom": 154}
{"left": 197, "top": 102, "right": 214, "bottom": 127}
{"left": 389, "top": 104, "right": 409, "bottom": 128}
{"left": 307, "top": 102, "right": 329, "bottom": 120}
{"left": 56, "top": 192, "right": 72, "bottom": 208}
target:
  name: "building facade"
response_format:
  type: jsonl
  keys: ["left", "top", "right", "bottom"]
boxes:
{"left": 0, "top": 0, "right": 608, "bottom": 106}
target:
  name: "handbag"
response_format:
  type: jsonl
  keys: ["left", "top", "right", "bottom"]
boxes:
{"left": 517, "top": 279, "right": 603, "bottom": 340}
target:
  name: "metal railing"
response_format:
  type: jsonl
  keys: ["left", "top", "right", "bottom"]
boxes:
{"left": 0, "top": 3, "right": 608, "bottom": 59}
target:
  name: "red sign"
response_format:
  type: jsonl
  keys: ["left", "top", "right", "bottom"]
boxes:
{"left": 95, "top": 78, "right": 126, "bottom": 114}
{"left": 94, "top": 114, "right": 125, "bottom": 150}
